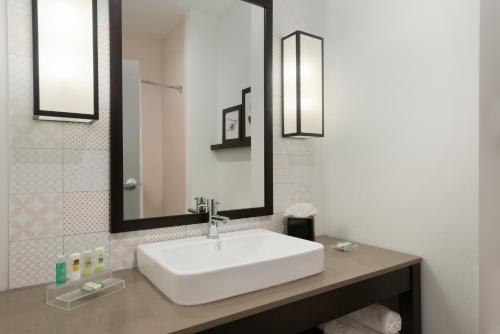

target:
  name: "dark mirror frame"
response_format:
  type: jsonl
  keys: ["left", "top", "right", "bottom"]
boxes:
{"left": 109, "top": 0, "right": 274, "bottom": 233}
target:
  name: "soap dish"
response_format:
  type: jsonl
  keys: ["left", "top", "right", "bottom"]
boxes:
{"left": 329, "top": 241, "right": 360, "bottom": 253}
{"left": 46, "top": 270, "right": 125, "bottom": 311}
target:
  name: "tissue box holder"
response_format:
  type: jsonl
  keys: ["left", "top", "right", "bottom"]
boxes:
{"left": 287, "top": 217, "right": 315, "bottom": 241}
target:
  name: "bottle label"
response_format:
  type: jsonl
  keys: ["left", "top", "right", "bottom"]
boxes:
{"left": 72, "top": 259, "right": 80, "bottom": 272}
{"left": 56, "top": 263, "right": 67, "bottom": 284}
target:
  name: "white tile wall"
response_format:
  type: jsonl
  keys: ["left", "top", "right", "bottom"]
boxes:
{"left": 6, "top": 0, "right": 113, "bottom": 288}
{"left": 6, "top": 0, "right": 321, "bottom": 288}
{"left": 63, "top": 232, "right": 110, "bottom": 262}
{"left": 147, "top": 226, "right": 185, "bottom": 243}
{"left": 9, "top": 100, "right": 62, "bottom": 148}
{"left": 9, "top": 237, "right": 63, "bottom": 289}
{"left": 110, "top": 231, "right": 149, "bottom": 271}
{"left": 63, "top": 150, "right": 110, "bottom": 192}
{"left": 9, "top": 148, "right": 63, "bottom": 195}
{"left": 7, "top": 54, "right": 32, "bottom": 101}
{"left": 274, "top": 155, "right": 295, "bottom": 184}
{"left": 6, "top": 0, "right": 31, "bottom": 57}
{"left": 9, "top": 193, "right": 63, "bottom": 241}
{"left": 62, "top": 112, "right": 110, "bottom": 150}
{"left": 267, "top": 214, "right": 286, "bottom": 234}
{"left": 63, "top": 192, "right": 109, "bottom": 235}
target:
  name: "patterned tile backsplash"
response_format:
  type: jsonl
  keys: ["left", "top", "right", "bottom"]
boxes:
{"left": 6, "top": 0, "right": 321, "bottom": 289}
{"left": 63, "top": 192, "right": 109, "bottom": 235}
{"left": 63, "top": 150, "right": 110, "bottom": 192}
{"left": 9, "top": 237, "right": 63, "bottom": 289}
{"left": 62, "top": 112, "right": 110, "bottom": 150}
{"left": 9, "top": 148, "right": 63, "bottom": 195}
{"left": 7, "top": 54, "right": 32, "bottom": 101}
{"left": 63, "top": 232, "right": 110, "bottom": 265}
{"left": 9, "top": 193, "right": 63, "bottom": 241}
{"left": 9, "top": 100, "right": 62, "bottom": 148}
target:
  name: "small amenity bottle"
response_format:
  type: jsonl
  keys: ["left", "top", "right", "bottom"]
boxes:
{"left": 81, "top": 250, "right": 93, "bottom": 279}
{"left": 70, "top": 253, "right": 81, "bottom": 281}
{"left": 94, "top": 247, "right": 105, "bottom": 274}
{"left": 55, "top": 255, "right": 67, "bottom": 285}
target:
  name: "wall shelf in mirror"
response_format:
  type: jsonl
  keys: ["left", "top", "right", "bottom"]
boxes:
{"left": 211, "top": 138, "right": 251, "bottom": 150}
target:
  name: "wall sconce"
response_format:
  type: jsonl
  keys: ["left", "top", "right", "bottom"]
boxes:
{"left": 282, "top": 31, "right": 324, "bottom": 137}
{"left": 32, "top": 0, "right": 98, "bottom": 122}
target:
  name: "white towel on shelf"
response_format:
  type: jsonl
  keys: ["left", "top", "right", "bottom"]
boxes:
{"left": 347, "top": 304, "right": 402, "bottom": 334}
{"left": 320, "top": 320, "right": 366, "bottom": 334}
{"left": 338, "top": 316, "right": 388, "bottom": 334}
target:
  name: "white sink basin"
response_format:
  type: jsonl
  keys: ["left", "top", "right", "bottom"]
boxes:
{"left": 137, "top": 229, "right": 324, "bottom": 305}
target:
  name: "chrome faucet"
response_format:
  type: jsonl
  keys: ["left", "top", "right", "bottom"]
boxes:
{"left": 207, "top": 199, "right": 229, "bottom": 239}
{"left": 188, "top": 196, "right": 207, "bottom": 214}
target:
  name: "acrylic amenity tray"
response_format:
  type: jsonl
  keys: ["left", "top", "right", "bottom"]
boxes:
{"left": 46, "top": 270, "right": 125, "bottom": 311}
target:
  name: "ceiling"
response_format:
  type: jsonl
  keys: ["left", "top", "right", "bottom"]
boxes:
{"left": 122, "top": 0, "right": 240, "bottom": 39}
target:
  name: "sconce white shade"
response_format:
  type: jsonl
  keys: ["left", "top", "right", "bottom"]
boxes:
{"left": 282, "top": 31, "right": 324, "bottom": 137}
{"left": 33, "top": 0, "right": 98, "bottom": 122}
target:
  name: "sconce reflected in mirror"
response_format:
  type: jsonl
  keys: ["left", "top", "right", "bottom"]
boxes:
{"left": 282, "top": 31, "right": 324, "bottom": 138}
{"left": 32, "top": 0, "right": 98, "bottom": 122}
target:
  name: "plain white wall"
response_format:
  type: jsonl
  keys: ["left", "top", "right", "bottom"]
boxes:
{"left": 479, "top": 0, "right": 500, "bottom": 333}
{"left": 0, "top": 0, "right": 8, "bottom": 292}
{"left": 188, "top": 5, "right": 265, "bottom": 211}
{"left": 322, "top": 1, "right": 479, "bottom": 333}
{"left": 161, "top": 19, "right": 188, "bottom": 215}
{"left": 216, "top": 3, "right": 251, "bottom": 141}
{"left": 215, "top": 3, "right": 253, "bottom": 210}
{"left": 188, "top": 10, "right": 220, "bottom": 202}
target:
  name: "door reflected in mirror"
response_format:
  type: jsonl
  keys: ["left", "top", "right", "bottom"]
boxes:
{"left": 122, "top": 0, "right": 265, "bottom": 220}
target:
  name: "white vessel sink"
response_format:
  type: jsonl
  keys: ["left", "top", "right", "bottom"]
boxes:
{"left": 137, "top": 229, "right": 324, "bottom": 305}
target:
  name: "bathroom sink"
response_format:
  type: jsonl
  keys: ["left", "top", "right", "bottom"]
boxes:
{"left": 137, "top": 229, "right": 324, "bottom": 305}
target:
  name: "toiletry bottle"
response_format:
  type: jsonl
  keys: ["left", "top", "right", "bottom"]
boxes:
{"left": 94, "top": 247, "right": 105, "bottom": 273}
{"left": 81, "top": 250, "right": 93, "bottom": 279}
{"left": 69, "top": 253, "right": 81, "bottom": 281}
{"left": 55, "top": 255, "right": 67, "bottom": 285}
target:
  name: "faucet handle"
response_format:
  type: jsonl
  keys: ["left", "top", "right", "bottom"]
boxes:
{"left": 188, "top": 196, "right": 208, "bottom": 213}
{"left": 208, "top": 198, "right": 221, "bottom": 215}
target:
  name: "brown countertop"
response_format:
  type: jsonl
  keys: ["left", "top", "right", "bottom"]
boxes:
{"left": 0, "top": 236, "right": 421, "bottom": 334}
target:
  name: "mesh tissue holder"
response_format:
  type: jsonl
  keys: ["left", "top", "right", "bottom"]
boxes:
{"left": 46, "top": 270, "right": 125, "bottom": 311}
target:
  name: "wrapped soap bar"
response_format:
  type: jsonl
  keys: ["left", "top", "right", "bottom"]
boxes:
{"left": 80, "top": 281, "right": 103, "bottom": 293}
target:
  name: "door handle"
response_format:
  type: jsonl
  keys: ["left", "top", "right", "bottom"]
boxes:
{"left": 123, "top": 178, "right": 138, "bottom": 190}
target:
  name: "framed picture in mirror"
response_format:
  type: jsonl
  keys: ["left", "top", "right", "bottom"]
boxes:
{"left": 223, "top": 105, "right": 242, "bottom": 144}
{"left": 242, "top": 87, "right": 251, "bottom": 138}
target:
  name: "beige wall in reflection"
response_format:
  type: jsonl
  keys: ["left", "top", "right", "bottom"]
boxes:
{"left": 161, "top": 18, "right": 187, "bottom": 215}
{"left": 123, "top": 17, "right": 187, "bottom": 218}
{"left": 123, "top": 34, "right": 163, "bottom": 217}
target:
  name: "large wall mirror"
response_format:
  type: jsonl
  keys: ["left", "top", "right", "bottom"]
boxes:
{"left": 110, "top": 0, "right": 273, "bottom": 232}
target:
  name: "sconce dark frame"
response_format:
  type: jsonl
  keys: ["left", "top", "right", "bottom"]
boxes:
{"left": 109, "top": 0, "right": 273, "bottom": 233}
{"left": 281, "top": 30, "right": 324, "bottom": 138}
{"left": 32, "top": 0, "right": 99, "bottom": 121}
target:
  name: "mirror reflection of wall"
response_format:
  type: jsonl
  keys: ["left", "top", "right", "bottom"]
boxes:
{"left": 122, "top": 2, "right": 187, "bottom": 220}
{"left": 122, "top": 0, "right": 264, "bottom": 221}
